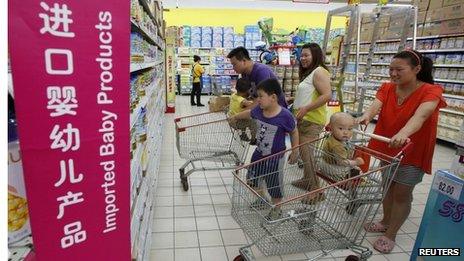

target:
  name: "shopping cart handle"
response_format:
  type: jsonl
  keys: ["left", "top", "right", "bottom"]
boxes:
{"left": 353, "top": 129, "right": 413, "bottom": 156}
{"left": 353, "top": 129, "right": 390, "bottom": 143}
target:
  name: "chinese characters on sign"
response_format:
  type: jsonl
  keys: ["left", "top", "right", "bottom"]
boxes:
{"left": 9, "top": 0, "right": 131, "bottom": 259}
{"left": 40, "top": 1, "right": 88, "bottom": 249}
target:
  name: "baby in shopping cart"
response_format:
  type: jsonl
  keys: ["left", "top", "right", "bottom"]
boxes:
{"left": 320, "top": 112, "right": 365, "bottom": 180}
{"left": 228, "top": 78, "right": 257, "bottom": 143}
{"left": 229, "top": 78, "right": 299, "bottom": 219}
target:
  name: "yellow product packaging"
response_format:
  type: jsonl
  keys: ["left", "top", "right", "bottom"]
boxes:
{"left": 8, "top": 141, "right": 31, "bottom": 244}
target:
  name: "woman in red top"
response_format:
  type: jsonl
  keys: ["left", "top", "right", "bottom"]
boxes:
{"left": 357, "top": 50, "right": 446, "bottom": 254}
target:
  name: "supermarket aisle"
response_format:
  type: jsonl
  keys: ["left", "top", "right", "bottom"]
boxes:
{"left": 150, "top": 96, "right": 455, "bottom": 261}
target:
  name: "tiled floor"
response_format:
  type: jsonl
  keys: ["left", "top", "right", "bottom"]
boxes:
{"left": 150, "top": 96, "right": 456, "bottom": 261}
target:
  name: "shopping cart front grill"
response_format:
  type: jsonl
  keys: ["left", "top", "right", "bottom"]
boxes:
{"left": 175, "top": 111, "right": 249, "bottom": 191}
{"left": 232, "top": 132, "right": 408, "bottom": 260}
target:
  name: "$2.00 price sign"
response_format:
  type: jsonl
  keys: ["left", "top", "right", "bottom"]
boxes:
{"left": 432, "top": 175, "right": 463, "bottom": 201}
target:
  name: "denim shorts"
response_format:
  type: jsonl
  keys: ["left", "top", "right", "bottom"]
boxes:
{"left": 247, "top": 157, "right": 284, "bottom": 198}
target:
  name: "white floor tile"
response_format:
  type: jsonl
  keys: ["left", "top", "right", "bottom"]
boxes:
{"left": 174, "top": 205, "right": 195, "bottom": 218}
{"left": 154, "top": 196, "right": 174, "bottom": 207}
{"left": 200, "top": 246, "right": 228, "bottom": 261}
{"left": 175, "top": 248, "right": 201, "bottom": 261}
{"left": 385, "top": 252, "right": 410, "bottom": 261}
{"left": 150, "top": 249, "right": 174, "bottom": 261}
{"left": 198, "top": 230, "right": 223, "bottom": 247}
{"left": 175, "top": 231, "right": 199, "bottom": 248}
{"left": 174, "top": 195, "right": 193, "bottom": 206}
{"left": 151, "top": 232, "right": 174, "bottom": 249}
{"left": 196, "top": 216, "right": 220, "bottom": 230}
{"left": 194, "top": 204, "right": 216, "bottom": 217}
{"left": 217, "top": 216, "right": 241, "bottom": 230}
{"left": 174, "top": 217, "right": 196, "bottom": 232}
{"left": 154, "top": 206, "right": 174, "bottom": 218}
{"left": 221, "top": 229, "right": 248, "bottom": 246}
{"left": 193, "top": 194, "right": 213, "bottom": 205}
{"left": 214, "top": 204, "right": 232, "bottom": 216}
{"left": 153, "top": 218, "right": 174, "bottom": 233}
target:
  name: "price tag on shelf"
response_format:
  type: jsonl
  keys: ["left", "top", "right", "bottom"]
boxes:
{"left": 432, "top": 175, "right": 463, "bottom": 201}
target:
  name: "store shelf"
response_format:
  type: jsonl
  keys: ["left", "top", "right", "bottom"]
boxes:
{"left": 130, "top": 19, "right": 164, "bottom": 51}
{"left": 139, "top": 0, "right": 158, "bottom": 27}
{"left": 433, "top": 64, "right": 464, "bottom": 68}
{"left": 369, "top": 74, "right": 390, "bottom": 78}
{"left": 443, "top": 93, "right": 464, "bottom": 100}
{"left": 438, "top": 123, "right": 462, "bottom": 131}
{"left": 440, "top": 108, "right": 464, "bottom": 116}
{"left": 419, "top": 49, "right": 464, "bottom": 53}
{"left": 351, "top": 33, "right": 464, "bottom": 46}
{"left": 350, "top": 49, "right": 464, "bottom": 56}
{"left": 130, "top": 60, "right": 163, "bottom": 73}
{"left": 415, "top": 33, "right": 464, "bottom": 40}
{"left": 435, "top": 78, "right": 464, "bottom": 84}
{"left": 437, "top": 135, "right": 456, "bottom": 144}
{"left": 130, "top": 78, "right": 162, "bottom": 129}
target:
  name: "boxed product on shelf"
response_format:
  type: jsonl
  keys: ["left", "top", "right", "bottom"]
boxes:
{"left": 212, "top": 26, "right": 223, "bottom": 34}
{"left": 191, "top": 40, "right": 201, "bottom": 48}
{"left": 202, "top": 26, "right": 213, "bottom": 35}
{"left": 422, "top": 22, "right": 441, "bottom": 36}
{"left": 415, "top": 0, "right": 430, "bottom": 11}
{"left": 440, "top": 18, "right": 464, "bottom": 35}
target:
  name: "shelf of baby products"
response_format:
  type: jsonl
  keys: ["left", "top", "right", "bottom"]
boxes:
{"left": 176, "top": 47, "right": 240, "bottom": 95}
{"left": 341, "top": 32, "right": 464, "bottom": 144}
{"left": 270, "top": 65, "right": 300, "bottom": 99}
{"left": 129, "top": 0, "right": 166, "bottom": 260}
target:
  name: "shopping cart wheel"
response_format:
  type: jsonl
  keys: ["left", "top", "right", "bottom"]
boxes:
{"left": 181, "top": 178, "right": 189, "bottom": 191}
{"left": 233, "top": 255, "right": 244, "bottom": 261}
{"left": 179, "top": 169, "right": 185, "bottom": 179}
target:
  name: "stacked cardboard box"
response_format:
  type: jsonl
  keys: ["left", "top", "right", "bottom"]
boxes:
{"left": 244, "top": 25, "right": 262, "bottom": 49}
{"left": 223, "top": 27, "right": 235, "bottom": 48}
{"left": 421, "top": 0, "right": 464, "bottom": 36}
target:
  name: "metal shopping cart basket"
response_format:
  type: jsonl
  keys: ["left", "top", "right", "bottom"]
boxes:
{"left": 231, "top": 131, "right": 412, "bottom": 260}
{"left": 175, "top": 111, "right": 250, "bottom": 191}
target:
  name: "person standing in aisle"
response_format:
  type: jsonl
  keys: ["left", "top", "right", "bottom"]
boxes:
{"left": 290, "top": 43, "right": 332, "bottom": 204}
{"left": 227, "top": 47, "right": 287, "bottom": 108}
{"left": 357, "top": 50, "right": 446, "bottom": 254}
{"left": 191, "top": 55, "right": 205, "bottom": 106}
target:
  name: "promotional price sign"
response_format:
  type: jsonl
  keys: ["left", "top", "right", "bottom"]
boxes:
{"left": 9, "top": 1, "right": 131, "bottom": 260}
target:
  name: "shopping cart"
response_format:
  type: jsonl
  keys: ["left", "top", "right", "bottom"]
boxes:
{"left": 231, "top": 131, "right": 412, "bottom": 260}
{"left": 175, "top": 111, "right": 250, "bottom": 191}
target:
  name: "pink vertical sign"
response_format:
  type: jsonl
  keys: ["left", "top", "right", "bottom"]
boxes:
{"left": 9, "top": 1, "right": 131, "bottom": 260}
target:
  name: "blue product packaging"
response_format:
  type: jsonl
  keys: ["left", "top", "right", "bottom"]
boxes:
{"left": 411, "top": 170, "right": 464, "bottom": 261}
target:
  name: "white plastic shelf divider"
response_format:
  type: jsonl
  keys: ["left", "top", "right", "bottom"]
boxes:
{"left": 130, "top": 60, "right": 164, "bottom": 73}
{"left": 438, "top": 123, "right": 462, "bottom": 131}
{"left": 440, "top": 108, "right": 464, "bottom": 116}
{"left": 443, "top": 93, "right": 464, "bottom": 100}
{"left": 435, "top": 78, "right": 464, "bottom": 84}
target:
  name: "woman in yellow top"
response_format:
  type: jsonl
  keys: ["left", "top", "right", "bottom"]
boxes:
{"left": 191, "top": 55, "right": 205, "bottom": 106}
{"left": 291, "top": 43, "right": 332, "bottom": 204}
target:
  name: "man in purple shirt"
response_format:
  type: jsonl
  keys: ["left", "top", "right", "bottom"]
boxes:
{"left": 227, "top": 47, "right": 287, "bottom": 108}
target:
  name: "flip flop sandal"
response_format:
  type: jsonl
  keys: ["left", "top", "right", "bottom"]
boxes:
{"left": 373, "top": 235, "right": 395, "bottom": 254}
{"left": 363, "top": 222, "right": 388, "bottom": 233}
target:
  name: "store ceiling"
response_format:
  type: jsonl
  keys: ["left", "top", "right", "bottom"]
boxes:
{"left": 163, "top": 0, "right": 413, "bottom": 11}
